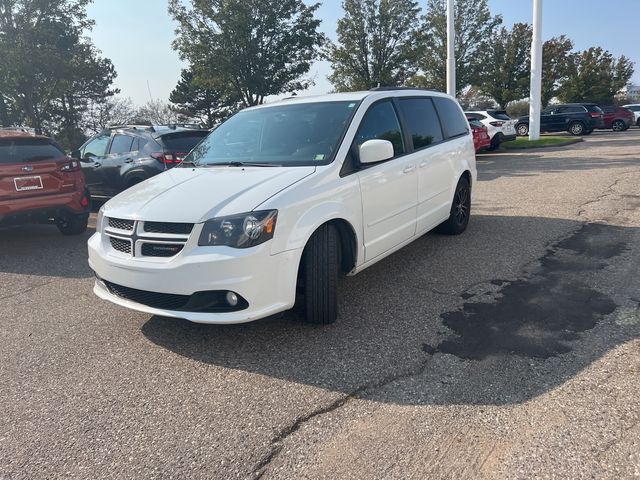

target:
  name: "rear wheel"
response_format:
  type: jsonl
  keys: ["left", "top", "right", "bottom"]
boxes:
{"left": 516, "top": 123, "right": 529, "bottom": 136}
{"left": 300, "top": 223, "right": 339, "bottom": 324}
{"left": 612, "top": 119, "right": 625, "bottom": 132}
{"left": 568, "top": 121, "right": 585, "bottom": 136}
{"left": 438, "top": 176, "right": 471, "bottom": 235}
{"left": 487, "top": 133, "right": 502, "bottom": 151}
{"left": 56, "top": 213, "right": 89, "bottom": 236}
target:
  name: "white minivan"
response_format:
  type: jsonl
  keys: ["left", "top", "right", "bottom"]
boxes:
{"left": 88, "top": 88, "right": 476, "bottom": 325}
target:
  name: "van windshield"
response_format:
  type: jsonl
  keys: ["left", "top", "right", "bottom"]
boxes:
{"left": 185, "top": 101, "right": 359, "bottom": 167}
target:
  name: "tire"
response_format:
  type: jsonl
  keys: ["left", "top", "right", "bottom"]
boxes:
{"left": 300, "top": 223, "right": 339, "bottom": 324}
{"left": 516, "top": 123, "right": 529, "bottom": 136}
{"left": 568, "top": 121, "right": 585, "bottom": 136}
{"left": 438, "top": 176, "right": 471, "bottom": 235}
{"left": 487, "top": 133, "right": 502, "bottom": 151}
{"left": 584, "top": 129, "right": 593, "bottom": 135}
{"left": 56, "top": 213, "right": 89, "bottom": 236}
{"left": 612, "top": 120, "right": 625, "bottom": 132}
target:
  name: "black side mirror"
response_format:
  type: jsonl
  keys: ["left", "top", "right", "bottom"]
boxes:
{"left": 70, "top": 149, "right": 81, "bottom": 160}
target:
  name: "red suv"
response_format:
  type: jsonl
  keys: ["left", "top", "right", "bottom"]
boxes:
{"left": 0, "top": 130, "right": 90, "bottom": 234}
{"left": 600, "top": 106, "right": 634, "bottom": 131}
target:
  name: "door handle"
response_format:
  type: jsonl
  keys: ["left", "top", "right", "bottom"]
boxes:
{"left": 402, "top": 165, "right": 415, "bottom": 174}
{"left": 419, "top": 161, "right": 428, "bottom": 168}
{"left": 93, "top": 162, "right": 102, "bottom": 168}
{"left": 124, "top": 158, "right": 133, "bottom": 164}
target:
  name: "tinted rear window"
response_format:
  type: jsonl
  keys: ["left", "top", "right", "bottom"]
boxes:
{"left": 585, "top": 105, "right": 603, "bottom": 113}
{"left": 398, "top": 98, "right": 443, "bottom": 149}
{"left": 433, "top": 97, "right": 468, "bottom": 138}
{"left": 0, "top": 138, "right": 64, "bottom": 164}
{"left": 160, "top": 132, "right": 209, "bottom": 152}
{"left": 488, "top": 110, "right": 511, "bottom": 121}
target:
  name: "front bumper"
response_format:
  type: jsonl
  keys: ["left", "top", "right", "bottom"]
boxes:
{"left": 88, "top": 232, "right": 302, "bottom": 324}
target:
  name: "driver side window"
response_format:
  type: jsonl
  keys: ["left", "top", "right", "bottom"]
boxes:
{"left": 82, "top": 134, "right": 110, "bottom": 158}
{"left": 354, "top": 101, "right": 405, "bottom": 157}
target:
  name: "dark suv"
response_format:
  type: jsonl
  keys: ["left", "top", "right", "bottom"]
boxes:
{"left": 73, "top": 125, "right": 209, "bottom": 198}
{"left": 516, "top": 103, "right": 605, "bottom": 136}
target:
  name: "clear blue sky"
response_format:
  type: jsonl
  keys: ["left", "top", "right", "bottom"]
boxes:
{"left": 86, "top": 0, "right": 640, "bottom": 105}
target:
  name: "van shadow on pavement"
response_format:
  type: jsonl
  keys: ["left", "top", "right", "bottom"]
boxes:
{"left": 142, "top": 215, "right": 640, "bottom": 406}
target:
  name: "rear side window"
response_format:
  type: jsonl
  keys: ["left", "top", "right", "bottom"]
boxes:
{"left": 160, "top": 132, "right": 209, "bottom": 153}
{"left": 398, "top": 98, "right": 443, "bottom": 149}
{"left": 109, "top": 134, "right": 134, "bottom": 154}
{"left": 354, "top": 101, "right": 405, "bottom": 156}
{"left": 557, "top": 106, "right": 586, "bottom": 113}
{"left": 0, "top": 138, "right": 64, "bottom": 164}
{"left": 433, "top": 97, "right": 468, "bottom": 138}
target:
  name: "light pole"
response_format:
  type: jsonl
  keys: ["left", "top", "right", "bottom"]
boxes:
{"left": 528, "top": 0, "right": 543, "bottom": 141}
{"left": 446, "top": 0, "right": 455, "bottom": 97}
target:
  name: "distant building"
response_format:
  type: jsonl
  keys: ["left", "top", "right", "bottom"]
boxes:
{"left": 623, "top": 84, "right": 640, "bottom": 100}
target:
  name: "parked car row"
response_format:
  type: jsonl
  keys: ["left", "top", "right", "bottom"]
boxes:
{"left": 515, "top": 103, "right": 639, "bottom": 136}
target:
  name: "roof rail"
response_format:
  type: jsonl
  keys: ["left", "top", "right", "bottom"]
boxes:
{"left": 369, "top": 86, "right": 440, "bottom": 93}
{"left": 107, "top": 124, "right": 155, "bottom": 132}
{"left": 158, "top": 123, "right": 203, "bottom": 130}
{"left": 0, "top": 126, "right": 36, "bottom": 133}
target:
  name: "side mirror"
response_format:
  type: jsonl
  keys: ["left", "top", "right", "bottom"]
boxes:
{"left": 70, "top": 149, "right": 81, "bottom": 160}
{"left": 358, "top": 139, "right": 394, "bottom": 165}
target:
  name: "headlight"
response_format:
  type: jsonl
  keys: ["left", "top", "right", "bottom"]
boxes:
{"left": 96, "top": 205, "right": 106, "bottom": 233}
{"left": 198, "top": 210, "right": 278, "bottom": 248}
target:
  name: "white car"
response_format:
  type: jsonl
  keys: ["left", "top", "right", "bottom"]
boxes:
{"left": 622, "top": 104, "right": 640, "bottom": 126}
{"left": 465, "top": 110, "right": 517, "bottom": 150}
{"left": 88, "top": 89, "right": 476, "bottom": 325}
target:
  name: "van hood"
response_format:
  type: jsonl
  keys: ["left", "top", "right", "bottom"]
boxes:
{"left": 103, "top": 166, "right": 315, "bottom": 223}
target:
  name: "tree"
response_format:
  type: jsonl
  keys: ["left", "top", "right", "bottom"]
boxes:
{"left": 169, "top": 0, "right": 325, "bottom": 107}
{"left": 0, "top": 0, "right": 117, "bottom": 144}
{"left": 170, "top": 69, "right": 239, "bottom": 127}
{"left": 135, "top": 100, "right": 183, "bottom": 125}
{"left": 541, "top": 35, "right": 573, "bottom": 107}
{"left": 558, "top": 47, "right": 635, "bottom": 105}
{"left": 84, "top": 97, "right": 137, "bottom": 134}
{"left": 478, "top": 23, "right": 532, "bottom": 108}
{"left": 457, "top": 86, "right": 496, "bottom": 110}
{"left": 327, "top": 0, "right": 420, "bottom": 91}
{"left": 410, "top": 0, "right": 502, "bottom": 94}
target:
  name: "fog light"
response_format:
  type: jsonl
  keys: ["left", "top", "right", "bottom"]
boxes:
{"left": 226, "top": 291, "right": 239, "bottom": 306}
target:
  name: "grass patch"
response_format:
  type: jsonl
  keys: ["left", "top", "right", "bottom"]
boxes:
{"left": 502, "top": 136, "right": 582, "bottom": 150}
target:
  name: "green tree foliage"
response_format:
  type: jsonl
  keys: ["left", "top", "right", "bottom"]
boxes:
{"left": 541, "top": 35, "right": 573, "bottom": 107}
{"left": 327, "top": 0, "right": 420, "bottom": 91}
{"left": 170, "top": 69, "right": 239, "bottom": 127}
{"left": 0, "top": 0, "right": 117, "bottom": 147}
{"left": 410, "top": 0, "right": 502, "bottom": 94}
{"left": 169, "top": 0, "right": 325, "bottom": 107}
{"left": 558, "top": 47, "right": 635, "bottom": 105}
{"left": 478, "top": 23, "right": 532, "bottom": 108}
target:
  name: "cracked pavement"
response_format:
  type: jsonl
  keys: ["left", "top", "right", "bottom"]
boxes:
{"left": 1, "top": 130, "right": 639, "bottom": 479}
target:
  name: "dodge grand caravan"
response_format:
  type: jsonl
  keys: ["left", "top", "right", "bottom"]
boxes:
{"left": 88, "top": 88, "right": 476, "bottom": 325}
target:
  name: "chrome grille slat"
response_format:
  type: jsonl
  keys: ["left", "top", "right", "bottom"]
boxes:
{"left": 104, "top": 218, "right": 192, "bottom": 258}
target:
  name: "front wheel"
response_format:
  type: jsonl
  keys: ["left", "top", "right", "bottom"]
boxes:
{"left": 438, "top": 176, "right": 471, "bottom": 235}
{"left": 612, "top": 120, "right": 625, "bottom": 132}
{"left": 516, "top": 123, "right": 529, "bottom": 136}
{"left": 300, "top": 223, "right": 339, "bottom": 324}
{"left": 56, "top": 213, "right": 89, "bottom": 236}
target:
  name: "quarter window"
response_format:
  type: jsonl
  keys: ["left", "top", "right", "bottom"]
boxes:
{"left": 433, "top": 97, "right": 468, "bottom": 139}
{"left": 354, "top": 101, "right": 405, "bottom": 156}
{"left": 398, "top": 98, "right": 444, "bottom": 149}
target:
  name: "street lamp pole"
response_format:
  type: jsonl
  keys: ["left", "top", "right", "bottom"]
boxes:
{"left": 446, "top": 0, "right": 455, "bottom": 97}
{"left": 528, "top": 0, "right": 543, "bottom": 141}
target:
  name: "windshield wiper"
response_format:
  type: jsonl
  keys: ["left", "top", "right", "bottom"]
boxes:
{"left": 205, "top": 161, "right": 283, "bottom": 167}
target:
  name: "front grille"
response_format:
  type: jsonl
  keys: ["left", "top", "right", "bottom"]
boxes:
{"left": 141, "top": 243, "right": 184, "bottom": 257}
{"left": 110, "top": 237, "right": 132, "bottom": 254}
{"left": 108, "top": 217, "right": 134, "bottom": 231}
{"left": 143, "top": 221, "right": 194, "bottom": 235}
{"left": 104, "top": 281, "right": 190, "bottom": 310}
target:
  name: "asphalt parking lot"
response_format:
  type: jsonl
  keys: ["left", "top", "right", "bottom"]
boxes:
{"left": 1, "top": 129, "right": 639, "bottom": 479}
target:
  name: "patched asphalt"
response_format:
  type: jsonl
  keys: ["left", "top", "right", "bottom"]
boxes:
{"left": 1, "top": 129, "right": 639, "bottom": 479}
